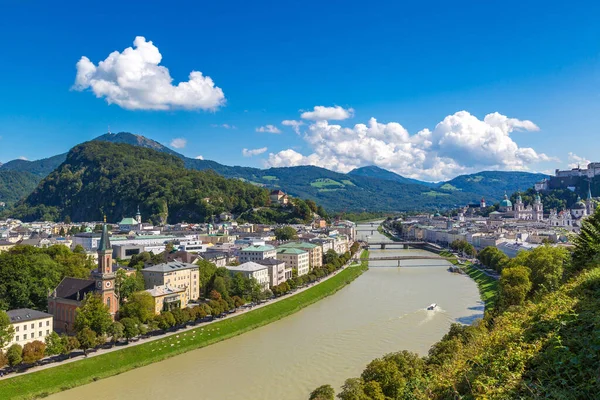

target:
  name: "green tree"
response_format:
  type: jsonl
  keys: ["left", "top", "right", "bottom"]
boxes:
{"left": 107, "top": 321, "right": 124, "bottom": 346}
{"left": 498, "top": 266, "right": 532, "bottom": 310}
{"left": 120, "top": 291, "right": 154, "bottom": 323}
{"left": 76, "top": 327, "right": 97, "bottom": 356}
{"left": 274, "top": 226, "right": 298, "bottom": 241}
{"left": 74, "top": 293, "right": 112, "bottom": 336}
{"left": 0, "top": 351, "right": 7, "bottom": 368}
{"left": 309, "top": 384, "right": 335, "bottom": 400}
{"left": 60, "top": 334, "right": 79, "bottom": 357}
{"left": 0, "top": 311, "right": 15, "bottom": 349}
{"left": 157, "top": 311, "right": 175, "bottom": 330}
{"left": 22, "top": 340, "right": 46, "bottom": 364}
{"left": 6, "top": 343, "right": 22, "bottom": 367}
{"left": 510, "top": 246, "right": 568, "bottom": 294}
{"left": 115, "top": 270, "right": 145, "bottom": 304}
{"left": 338, "top": 378, "right": 371, "bottom": 400}
{"left": 44, "top": 331, "right": 64, "bottom": 356}
{"left": 572, "top": 207, "right": 600, "bottom": 272}
{"left": 120, "top": 318, "right": 139, "bottom": 343}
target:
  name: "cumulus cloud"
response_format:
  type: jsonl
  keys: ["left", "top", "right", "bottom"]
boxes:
{"left": 242, "top": 147, "right": 268, "bottom": 157}
{"left": 300, "top": 105, "right": 354, "bottom": 121}
{"left": 568, "top": 152, "right": 590, "bottom": 169}
{"left": 211, "top": 123, "right": 236, "bottom": 129}
{"left": 195, "top": 155, "right": 204, "bottom": 160}
{"left": 256, "top": 125, "right": 281, "bottom": 134}
{"left": 73, "top": 36, "right": 225, "bottom": 111}
{"left": 282, "top": 119, "right": 304, "bottom": 134}
{"left": 266, "top": 111, "right": 551, "bottom": 181}
{"left": 170, "top": 138, "right": 187, "bottom": 149}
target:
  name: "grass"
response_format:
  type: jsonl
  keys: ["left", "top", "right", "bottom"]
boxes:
{"left": 421, "top": 191, "right": 451, "bottom": 197}
{"left": 439, "top": 183, "right": 460, "bottom": 191}
{"left": 461, "top": 263, "right": 498, "bottom": 310}
{"left": 261, "top": 175, "right": 278, "bottom": 181}
{"left": 310, "top": 178, "right": 344, "bottom": 188}
{"left": 0, "top": 255, "right": 369, "bottom": 400}
{"left": 341, "top": 180, "right": 355, "bottom": 186}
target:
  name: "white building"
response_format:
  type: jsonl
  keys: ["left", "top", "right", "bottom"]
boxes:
{"left": 6, "top": 308, "right": 53, "bottom": 348}
{"left": 238, "top": 245, "right": 277, "bottom": 263}
{"left": 226, "top": 262, "right": 271, "bottom": 290}
{"left": 277, "top": 248, "right": 310, "bottom": 276}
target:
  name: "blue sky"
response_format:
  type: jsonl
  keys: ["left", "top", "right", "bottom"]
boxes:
{"left": 0, "top": 0, "right": 599, "bottom": 180}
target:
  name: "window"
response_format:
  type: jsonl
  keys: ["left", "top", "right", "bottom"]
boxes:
{"left": 24, "top": 334, "right": 27, "bottom": 339}
{"left": 46, "top": 321, "right": 49, "bottom": 326}
{"left": 24, "top": 324, "right": 27, "bottom": 330}
{"left": 46, "top": 330, "right": 49, "bottom": 335}
{"left": 39, "top": 322, "right": 42, "bottom": 328}
{"left": 39, "top": 331, "right": 42, "bottom": 337}
{"left": 31, "top": 323, "right": 34, "bottom": 329}
{"left": 15, "top": 326, "right": 19, "bottom": 332}
{"left": 16, "top": 335, "right": 19, "bottom": 341}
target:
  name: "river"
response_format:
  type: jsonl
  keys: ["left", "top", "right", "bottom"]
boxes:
{"left": 49, "top": 223, "right": 482, "bottom": 400}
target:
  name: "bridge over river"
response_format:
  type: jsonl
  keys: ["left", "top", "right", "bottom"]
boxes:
{"left": 366, "top": 255, "right": 450, "bottom": 267}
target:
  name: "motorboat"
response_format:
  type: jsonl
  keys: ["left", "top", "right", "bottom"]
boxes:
{"left": 426, "top": 303, "right": 437, "bottom": 311}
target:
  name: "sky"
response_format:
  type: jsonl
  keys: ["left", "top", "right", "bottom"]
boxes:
{"left": 0, "top": 0, "right": 599, "bottom": 181}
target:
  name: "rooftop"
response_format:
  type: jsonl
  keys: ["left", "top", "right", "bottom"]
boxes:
{"left": 146, "top": 284, "right": 185, "bottom": 297}
{"left": 277, "top": 248, "right": 308, "bottom": 255}
{"left": 240, "top": 245, "right": 276, "bottom": 252}
{"left": 7, "top": 308, "right": 52, "bottom": 323}
{"left": 142, "top": 261, "right": 198, "bottom": 273}
{"left": 278, "top": 241, "right": 318, "bottom": 250}
{"left": 226, "top": 261, "right": 269, "bottom": 273}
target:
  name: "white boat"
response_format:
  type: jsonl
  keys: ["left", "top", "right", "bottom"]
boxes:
{"left": 426, "top": 303, "right": 437, "bottom": 311}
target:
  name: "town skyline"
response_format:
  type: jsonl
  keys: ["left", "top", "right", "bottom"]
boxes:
{"left": 1, "top": 1, "right": 600, "bottom": 180}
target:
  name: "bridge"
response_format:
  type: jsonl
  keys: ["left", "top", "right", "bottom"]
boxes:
{"left": 366, "top": 255, "right": 450, "bottom": 267}
{"left": 365, "top": 241, "right": 429, "bottom": 249}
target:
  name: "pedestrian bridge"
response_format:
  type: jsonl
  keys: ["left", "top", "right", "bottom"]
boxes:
{"left": 366, "top": 255, "right": 450, "bottom": 267}
{"left": 366, "top": 241, "right": 429, "bottom": 249}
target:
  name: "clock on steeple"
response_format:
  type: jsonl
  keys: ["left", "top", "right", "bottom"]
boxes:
{"left": 91, "top": 216, "right": 118, "bottom": 318}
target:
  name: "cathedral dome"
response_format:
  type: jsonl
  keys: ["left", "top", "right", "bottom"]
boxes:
{"left": 500, "top": 194, "right": 513, "bottom": 208}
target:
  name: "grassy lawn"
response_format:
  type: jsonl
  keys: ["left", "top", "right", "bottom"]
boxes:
{"left": 461, "top": 263, "right": 498, "bottom": 310}
{"left": 261, "top": 175, "right": 278, "bottom": 181}
{"left": 310, "top": 178, "right": 344, "bottom": 188}
{"left": 421, "top": 191, "right": 451, "bottom": 197}
{"left": 0, "top": 256, "right": 369, "bottom": 400}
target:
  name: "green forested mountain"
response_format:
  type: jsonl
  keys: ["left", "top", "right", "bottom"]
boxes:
{"left": 0, "top": 170, "right": 41, "bottom": 206}
{"left": 1, "top": 132, "right": 550, "bottom": 212}
{"left": 439, "top": 171, "right": 549, "bottom": 201}
{"left": 8, "top": 141, "right": 274, "bottom": 223}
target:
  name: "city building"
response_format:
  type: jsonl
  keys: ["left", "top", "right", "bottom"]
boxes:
{"left": 145, "top": 285, "right": 188, "bottom": 314}
{"left": 257, "top": 258, "right": 290, "bottom": 287}
{"left": 276, "top": 248, "right": 310, "bottom": 276}
{"left": 225, "top": 262, "right": 271, "bottom": 290}
{"left": 238, "top": 244, "right": 277, "bottom": 263}
{"left": 141, "top": 261, "right": 200, "bottom": 302}
{"left": 5, "top": 309, "right": 53, "bottom": 349}
{"left": 269, "top": 190, "right": 289, "bottom": 205}
{"left": 278, "top": 241, "right": 322, "bottom": 268}
{"left": 498, "top": 193, "right": 544, "bottom": 221}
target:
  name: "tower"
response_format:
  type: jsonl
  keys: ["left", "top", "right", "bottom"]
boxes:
{"left": 586, "top": 182, "right": 595, "bottom": 216}
{"left": 480, "top": 197, "right": 486, "bottom": 208}
{"left": 135, "top": 205, "right": 142, "bottom": 224}
{"left": 92, "top": 217, "right": 118, "bottom": 318}
{"left": 533, "top": 193, "right": 543, "bottom": 221}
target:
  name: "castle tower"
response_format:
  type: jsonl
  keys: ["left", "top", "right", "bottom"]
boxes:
{"left": 92, "top": 218, "right": 118, "bottom": 318}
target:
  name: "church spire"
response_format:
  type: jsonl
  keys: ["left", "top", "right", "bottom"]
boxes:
{"left": 587, "top": 181, "right": 593, "bottom": 200}
{"left": 98, "top": 218, "right": 111, "bottom": 252}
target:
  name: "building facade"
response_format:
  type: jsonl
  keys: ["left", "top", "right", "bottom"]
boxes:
{"left": 225, "top": 262, "right": 271, "bottom": 290}
{"left": 238, "top": 245, "right": 277, "bottom": 263}
{"left": 5, "top": 309, "right": 53, "bottom": 349}
{"left": 276, "top": 248, "right": 310, "bottom": 276}
{"left": 141, "top": 261, "right": 200, "bottom": 302}
{"left": 278, "top": 241, "right": 322, "bottom": 268}
{"left": 145, "top": 285, "right": 188, "bottom": 314}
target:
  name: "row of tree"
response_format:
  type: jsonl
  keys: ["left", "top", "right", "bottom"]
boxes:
{"left": 449, "top": 239, "right": 476, "bottom": 257}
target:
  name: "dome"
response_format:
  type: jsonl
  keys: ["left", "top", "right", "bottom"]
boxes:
{"left": 500, "top": 194, "right": 513, "bottom": 208}
{"left": 572, "top": 201, "right": 586, "bottom": 210}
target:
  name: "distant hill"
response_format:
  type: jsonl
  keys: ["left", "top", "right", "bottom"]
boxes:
{"left": 348, "top": 165, "right": 437, "bottom": 187}
{"left": 1, "top": 132, "right": 550, "bottom": 213}
{"left": 440, "top": 171, "right": 549, "bottom": 202}
{"left": 8, "top": 142, "right": 274, "bottom": 223}
{"left": 0, "top": 170, "right": 41, "bottom": 207}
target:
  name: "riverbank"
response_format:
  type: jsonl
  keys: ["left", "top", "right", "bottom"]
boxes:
{"left": 460, "top": 263, "right": 498, "bottom": 309}
{"left": 0, "top": 253, "right": 369, "bottom": 400}
{"left": 377, "top": 225, "right": 400, "bottom": 241}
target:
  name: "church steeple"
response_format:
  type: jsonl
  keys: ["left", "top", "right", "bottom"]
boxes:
{"left": 135, "top": 205, "right": 142, "bottom": 224}
{"left": 97, "top": 217, "right": 112, "bottom": 275}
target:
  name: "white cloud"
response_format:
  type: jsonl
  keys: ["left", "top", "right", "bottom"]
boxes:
{"left": 18, "top": 156, "right": 28, "bottom": 160}
{"left": 568, "top": 152, "right": 590, "bottom": 169}
{"left": 300, "top": 105, "right": 354, "bottom": 121}
{"left": 256, "top": 125, "right": 281, "bottom": 134}
{"left": 195, "top": 155, "right": 204, "bottom": 160}
{"left": 211, "top": 123, "right": 236, "bottom": 129}
{"left": 266, "top": 111, "right": 551, "bottom": 181}
{"left": 242, "top": 147, "right": 268, "bottom": 157}
{"left": 170, "top": 138, "right": 187, "bottom": 149}
{"left": 73, "top": 36, "right": 225, "bottom": 111}
{"left": 282, "top": 119, "right": 304, "bottom": 134}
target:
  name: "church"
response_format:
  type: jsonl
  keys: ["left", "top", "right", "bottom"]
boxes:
{"left": 548, "top": 187, "right": 596, "bottom": 230}
{"left": 497, "top": 193, "right": 544, "bottom": 221}
{"left": 48, "top": 221, "right": 121, "bottom": 333}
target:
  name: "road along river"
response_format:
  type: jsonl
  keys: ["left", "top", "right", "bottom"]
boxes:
{"left": 49, "top": 224, "right": 482, "bottom": 400}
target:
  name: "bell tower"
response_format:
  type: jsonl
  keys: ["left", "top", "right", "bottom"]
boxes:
{"left": 92, "top": 217, "right": 118, "bottom": 318}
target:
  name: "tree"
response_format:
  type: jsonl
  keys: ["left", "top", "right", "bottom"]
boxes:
{"left": 338, "top": 378, "right": 371, "bottom": 400}
{"left": 498, "top": 266, "right": 532, "bottom": 311}
{"left": 274, "top": 226, "right": 298, "bottom": 241}
{"left": 115, "top": 270, "right": 145, "bottom": 304}
{"left": 360, "top": 351, "right": 424, "bottom": 399}
{"left": 0, "top": 351, "right": 7, "bottom": 368}
{"left": 22, "top": 340, "right": 46, "bottom": 364}
{"left": 44, "top": 331, "right": 64, "bottom": 356}
{"left": 120, "top": 318, "right": 139, "bottom": 343}
{"left": 309, "top": 384, "right": 335, "bottom": 400}
{"left": 74, "top": 293, "right": 112, "bottom": 336}
{"left": 510, "top": 246, "right": 568, "bottom": 294}
{"left": 6, "top": 344, "right": 22, "bottom": 367}
{"left": 171, "top": 308, "right": 191, "bottom": 326}
{"left": 212, "top": 276, "right": 229, "bottom": 297}
{"left": 0, "top": 311, "right": 15, "bottom": 349}
{"left": 120, "top": 291, "right": 154, "bottom": 323}
{"left": 76, "top": 327, "right": 97, "bottom": 356}
{"left": 572, "top": 207, "right": 600, "bottom": 272}
{"left": 107, "top": 321, "right": 124, "bottom": 346}
{"left": 157, "top": 311, "right": 175, "bottom": 330}
{"left": 197, "top": 259, "right": 217, "bottom": 297}
{"left": 323, "top": 249, "right": 339, "bottom": 265}
{"left": 60, "top": 334, "right": 79, "bottom": 357}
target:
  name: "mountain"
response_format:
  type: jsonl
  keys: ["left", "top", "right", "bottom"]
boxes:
{"left": 1, "top": 132, "right": 550, "bottom": 213}
{"left": 348, "top": 165, "right": 437, "bottom": 187}
{"left": 8, "top": 141, "right": 275, "bottom": 223}
{"left": 439, "top": 171, "right": 549, "bottom": 202}
{"left": 0, "top": 170, "right": 41, "bottom": 207}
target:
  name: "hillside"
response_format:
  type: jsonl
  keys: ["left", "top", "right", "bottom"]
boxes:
{"left": 7, "top": 141, "right": 274, "bottom": 223}
{"left": 348, "top": 165, "right": 436, "bottom": 187}
{"left": 440, "top": 170, "right": 549, "bottom": 202}
{"left": 0, "top": 170, "right": 41, "bottom": 207}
